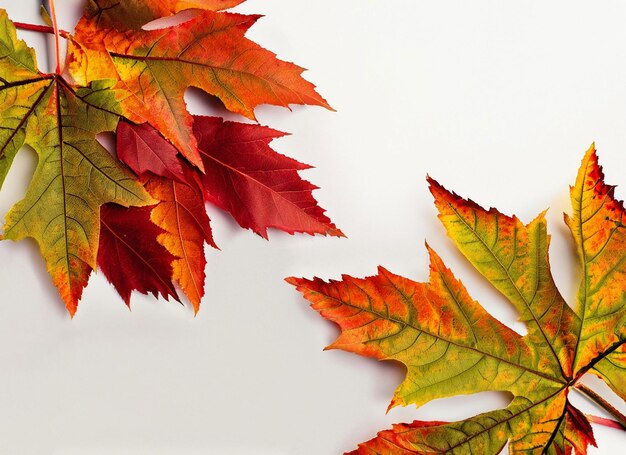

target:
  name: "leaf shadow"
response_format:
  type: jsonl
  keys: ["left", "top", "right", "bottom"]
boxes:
{"left": 185, "top": 87, "right": 253, "bottom": 123}
{"left": 204, "top": 203, "right": 243, "bottom": 243}
{"left": 142, "top": 9, "right": 201, "bottom": 31}
{"left": 96, "top": 132, "right": 116, "bottom": 158}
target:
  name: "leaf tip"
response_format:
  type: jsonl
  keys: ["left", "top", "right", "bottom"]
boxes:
{"left": 328, "top": 227, "right": 346, "bottom": 238}
{"left": 284, "top": 276, "right": 301, "bottom": 286}
{"left": 67, "top": 304, "right": 77, "bottom": 319}
{"left": 192, "top": 302, "right": 201, "bottom": 316}
{"left": 424, "top": 242, "right": 443, "bottom": 263}
{"left": 387, "top": 396, "right": 403, "bottom": 413}
{"left": 285, "top": 276, "right": 315, "bottom": 295}
{"left": 426, "top": 175, "right": 448, "bottom": 201}
{"left": 582, "top": 142, "right": 599, "bottom": 169}
{"left": 589, "top": 141, "right": 596, "bottom": 152}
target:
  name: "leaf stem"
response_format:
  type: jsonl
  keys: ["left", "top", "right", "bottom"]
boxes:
{"left": 47, "top": 0, "right": 62, "bottom": 74}
{"left": 575, "top": 383, "right": 626, "bottom": 431}
{"left": 585, "top": 414, "right": 626, "bottom": 431}
{"left": 13, "top": 21, "right": 70, "bottom": 38}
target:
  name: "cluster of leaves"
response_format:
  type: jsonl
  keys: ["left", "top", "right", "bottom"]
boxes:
{"left": 0, "top": 0, "right": 340, "bottom": 316}
{"left": 290, "top": 146, "right": 626, "bottom": 454}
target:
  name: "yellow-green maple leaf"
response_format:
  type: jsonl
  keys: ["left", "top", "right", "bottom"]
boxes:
{"left": 0, "top": 10, "right": 153, "bottom": 316}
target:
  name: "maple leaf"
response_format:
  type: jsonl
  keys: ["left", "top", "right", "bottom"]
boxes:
{"left": 288, "top": 145, "right": 626, "bottom": 454}
{"left": 144, "top": 167, "right": 217, "bottom": 313}
{"left": 1, "top": 0, "right": 337, "bottom": 315}
{"left": 98, "top": 204, "right": 179, "bottom": 305}
{"left": 192, "top": 116, "right": 343, "bottom": 238}
{"left": 67, "top": 7, "right": 331, "bottom": 169}
{"left": 0, "top": 11, "right": 153, "bottom": 315}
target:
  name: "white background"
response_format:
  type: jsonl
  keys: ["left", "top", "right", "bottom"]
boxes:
{"left": 0, "top": 0, "right": 625, "bottom": 453}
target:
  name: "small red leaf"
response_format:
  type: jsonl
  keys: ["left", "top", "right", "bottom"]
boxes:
{"left": 98, "top": 204, "right": 179, "bottom": 306}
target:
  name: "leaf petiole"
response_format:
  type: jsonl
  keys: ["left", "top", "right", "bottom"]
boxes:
{"left": 47, "top": 0, "right": 62, "bottom": 74}
{"left": 585, "top": 414, "right": 626, "bottom": 431}
{"left": 13, "top": 21, "right": 69, "bottom": 38}
{"left": 575, "top": 383, "right": 626, "bottom": 431}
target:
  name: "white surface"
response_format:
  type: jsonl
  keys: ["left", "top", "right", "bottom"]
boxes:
{"left": 0, "top": 0, "right": 625, "bottom": 453}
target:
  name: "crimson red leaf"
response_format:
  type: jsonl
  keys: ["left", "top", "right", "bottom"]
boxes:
{"left": 117, "top": 120, "right": 186, "bottom": 182}
{"left": 98, "top": 204, "right": 179, "bottom": 305}
{"left": 192, "top": 116, "right": 343, "bottom": 238}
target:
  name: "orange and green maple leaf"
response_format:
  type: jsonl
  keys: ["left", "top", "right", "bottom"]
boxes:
{"left": 0, "top": 0, "right": 339, "bottom": 316}
{"left": 289, "top": 145, "right": 626, "bottom": 454}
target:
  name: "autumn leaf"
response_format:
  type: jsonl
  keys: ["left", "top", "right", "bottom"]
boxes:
{"left": 1, "top": 0, "right": 338, "bottom": 315}
{"left": 192, "top": 116, "right": 343, "bottom": 238}
{"left": 144, "top": 168, "right": 217, "bottom": 314}
{"left": 98, "top": 204, "right": 179, "bottom": 305}
{"left": 288, "top": 145, "right": 626, "bottom": 454}
{"left": 67, "top": 7, "right": 331, "bottom": 169}
{"left": 0, "top": 11, "right": 153, "bottom": 315}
